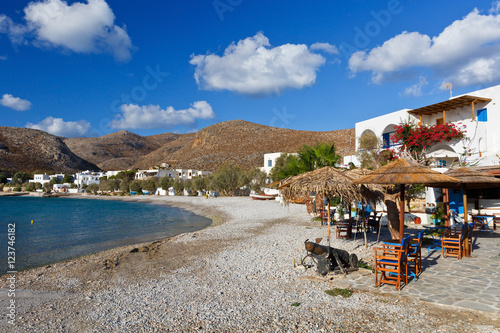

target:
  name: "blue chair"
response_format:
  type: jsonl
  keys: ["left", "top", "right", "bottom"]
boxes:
{"left": 374, "top": 236, "right": 411, "bottom": 290}
{"left": 407, "top": 231, "right": 424, "bottom": 279}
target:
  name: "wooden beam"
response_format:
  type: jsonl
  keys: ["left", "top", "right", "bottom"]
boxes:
{"left": 443, "top": 109, "right": 446, "bottom": 123}
{"left": 472, "top": 100, "right": 476, "bottom": 120}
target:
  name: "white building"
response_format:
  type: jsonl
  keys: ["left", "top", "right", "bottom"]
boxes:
{"left": 175, "top": 169, "right": 211, "bottom": 180}
{"left": 30, "top": 174, "right": 51, "bottom": 184}
{"left": 348, "top": 84, "right": 500, "bottom": 168}
{"left": 135, "top": 169, "right": 178, "bottom": 180}
{"left": 260, "top": 152, "right": 286, "bottom": 175}
{"left": 74, "top": 171, "right": 106, "bottom": 188}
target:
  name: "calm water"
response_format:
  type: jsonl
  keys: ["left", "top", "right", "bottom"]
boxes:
{"left": 0, "top": 196, "right": 211, "bottom": 274}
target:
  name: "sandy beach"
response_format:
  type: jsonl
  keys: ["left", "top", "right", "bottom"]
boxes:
{"left": 1, "top": 195, "right": 499, "bottom": 332}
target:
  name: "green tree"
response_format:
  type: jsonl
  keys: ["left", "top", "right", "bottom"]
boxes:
{"left": 119, "top": 178, "right": 131, "bottom": 192}
{"left": 24, "top": 182, "right": 35, "bottom": 192}
{"left": 193, "top": 177, "right": 207, "bottom": 193}
{"left": 270, "top": 153, "right": 301, "bottom": 182}
{"left": 112, "top": 170, "right": 136, "bottom": 180}
{"left": 298, "top": 143, "right": 340, "bottom": 171}
{"left": 43, "top": 182, "right": 52, "bottom": 193}
{"left": 160, "top": 176, "right": 173, "bottom": 190}
{"left": 86, "top": 183, "right": 99, "bottom": 194}
{"left": 209, "top": 163, "right": 245, "bottom": 196}
{"left": 356, "top": 132, "right": 382, "bottom": 169}
{"left": 142, "top": 178, "right": 157, "bottom": 192}
{"left": 62, "top": 174, "right": 74, "bottom": 183}
{"left": 173, "top": 178, "right": 184, "bottom": 195}
{"left": 129, "top": 180, "right": 142, "bottom": 193}
{"left": 246, "top": 168, "right": 267, "bottom": 192}
{"left": 12, "top": 172, "right": 30, "bottom": 185}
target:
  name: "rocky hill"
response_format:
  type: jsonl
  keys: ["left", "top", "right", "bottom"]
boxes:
{"left": 64, "top": 130, "right": 180, "bottom": 171}
{"left": 134, "top": 120, "right": 355, "bottom": 171}
{"left": 0, "top": 127, "right": 98, "bottom": 173}
{"left": 0, "top": 120, "right": 355, "bottom": 173}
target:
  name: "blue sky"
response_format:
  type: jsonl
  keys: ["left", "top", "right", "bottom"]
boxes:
{"left": 1, "top": 0, "right": 500, "bottom": 137}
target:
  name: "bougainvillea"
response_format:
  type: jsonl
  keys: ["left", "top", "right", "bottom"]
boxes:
{"left": 392, "top": 121, "right": 465, "bottom": 159}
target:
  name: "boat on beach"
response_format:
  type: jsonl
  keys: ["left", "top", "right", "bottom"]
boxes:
{"left": 250, "top": 193, "right": 278, "bottom": 200}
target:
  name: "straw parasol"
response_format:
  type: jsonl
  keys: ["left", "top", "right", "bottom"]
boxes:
{"left": 279, "top": 166, "right": 382, "bottom": 247}
{"left": 352, "top": 158, "right": 461, "bottom": 240}
{"left": 443, "top": 167, "right": 500, "bottom": 223}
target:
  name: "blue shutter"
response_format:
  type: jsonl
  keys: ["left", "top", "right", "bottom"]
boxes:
{"left": 382, "top": 133, "right": 390, "bottom": 148}
{"left": 477, "top": 108, "right": 487, "bottom": 122}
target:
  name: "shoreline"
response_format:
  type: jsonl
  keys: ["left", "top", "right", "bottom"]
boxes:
{"left": 1, "top": 196, "right": 498, "bottom": 332}
{"left": 0, "top": 194, "right": 225, "bottom": 277}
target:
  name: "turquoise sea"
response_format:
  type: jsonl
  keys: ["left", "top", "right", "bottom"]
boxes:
{"left": 0, "top": 196, "right": 211, "bottom": 275}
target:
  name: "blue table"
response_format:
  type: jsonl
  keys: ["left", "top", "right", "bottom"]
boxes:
{"left": 422, "top": 226, "right": 448, "bottom": 252}
{"left": 472, "top": 215, "right": 494, "bottom": 232}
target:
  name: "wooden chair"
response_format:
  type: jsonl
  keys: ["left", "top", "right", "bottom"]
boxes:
{"left": 374, "top": 236, "right": 411, "bottom": 290}
{"left": 336, "top": 219, "right": 352, "bottom": 239}
{"left": 441, "top": 225, "right": 468, "bottom": 260}
{"left": 407, "top": 231, "right": 424, "bottom": 278}
{"left": 466, "top": 222, "right": 475, "bottom": 256}
{"left": 366, "top": 213, "right": 382, "bottom": 233}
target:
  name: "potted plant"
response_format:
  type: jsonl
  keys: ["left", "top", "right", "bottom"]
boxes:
{"left": 430, "top": 205, "right": 445, "bottom": 225}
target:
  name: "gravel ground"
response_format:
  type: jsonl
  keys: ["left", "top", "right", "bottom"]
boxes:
{"left": 1, "top": 196, "right": 499, "bottom": 332}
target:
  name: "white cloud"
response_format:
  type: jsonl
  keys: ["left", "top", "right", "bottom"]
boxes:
{"left": 402, "top": 76, "right": 428, "bottom": 97}
{"left": 110, "top": 101, "right": 215, "bottom": 130}
{"left": 349, "top": 8, "right": 500, "bottom": 86}
{"left": 0, "top": 94, "right": 32, "bottom": 111}
{"left": 1, "top": 0, "right": 133, "bottom": 61}
{"left": 26, "top": 117, "right": 91, "bottom": 137}
{"left": 190, "top": 32, "right": 326, "bottom": 96}
{"left": 310, "top": 42, "right": 339, "bottom": 54}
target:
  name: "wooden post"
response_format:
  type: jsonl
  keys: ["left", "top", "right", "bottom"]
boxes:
{"left": 463, "top": 184, "right": 468, "bottom": 223}
{"left": 443, "top": 188, "right": 450, "bottom": 227}
{"left": 472, "top": 101, "right": 475, "bottom": 120}
{"left": 419, "top": 113, "right": 422, "bottom": 126}
{"left": 443, "top": 110, "right": 446, "bottom": 123}
{"left": 327, "top": 201, "right": 331, "bottom": 248}
{"left": 399, "top": 184, "right": 405, "bottom": 240}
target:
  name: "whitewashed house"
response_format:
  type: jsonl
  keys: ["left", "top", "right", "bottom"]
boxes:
{"left": 347, "top": 84, "right": 500, "bottom": 224}
{"left": 135, "top": 169, "right": 178, "bottom": 180}
{"left": 175, "top": 169, "right": 211, "bottom": 180}
{"left": 74, "top": 171, "right": 106, "bottom": 188}
{"left": 348, "top": 84, "right": 500, "bottom": 168}
{"left": 30, "top": 174, "right": 51, "bottom": 184}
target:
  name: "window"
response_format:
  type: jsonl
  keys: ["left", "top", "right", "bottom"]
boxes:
{"left": 382, "top": 131, "right": 397, "bottom": 148}
{"left": 268, "top": 160, "right": 272, "bottom": 167}
{"left": 477, "top": 108, "right": 487, "bottom": 122}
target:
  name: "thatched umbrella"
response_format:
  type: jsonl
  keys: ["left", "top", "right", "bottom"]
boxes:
{"left": 279, "top": 166, "right": 381, "bottom": 247}
{"left": 352, "top": 158, "right": 460, "bottom": 240}
{"left": 443, "top": 167, "right": 500, "bottom": 223}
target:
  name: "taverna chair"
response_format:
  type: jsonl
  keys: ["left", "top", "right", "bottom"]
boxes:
{"left": 441, "top": 224, "right": 468, "bottom": 260}
{"left": 374, "top": 236, "right": 411, "bottom": 290}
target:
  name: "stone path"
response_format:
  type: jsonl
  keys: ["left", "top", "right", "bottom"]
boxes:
{"left": 331, "top": 229, "right": 500, "bottom": 313}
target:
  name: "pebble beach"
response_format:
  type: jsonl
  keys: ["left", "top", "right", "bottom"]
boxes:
{"left": 1, "top": 195, "right": 499, "bottom": 332}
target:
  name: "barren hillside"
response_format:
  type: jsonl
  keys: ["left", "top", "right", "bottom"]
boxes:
{"left": 0, "top": 127, "right": 98, "bottom": 173}
{"left": 135, "top": 120, "right": 355, "bottom": 171}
